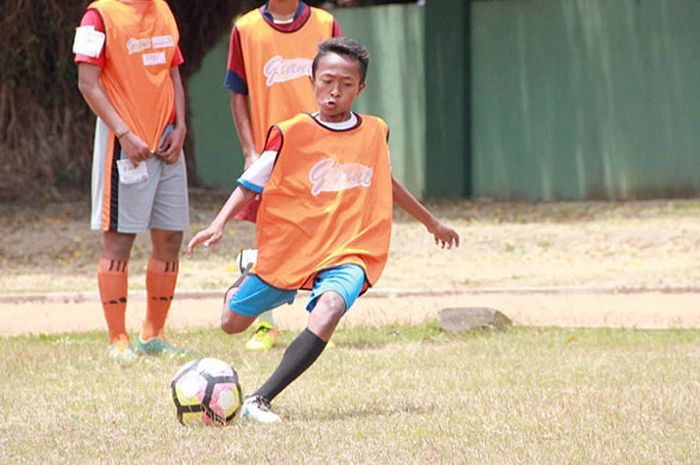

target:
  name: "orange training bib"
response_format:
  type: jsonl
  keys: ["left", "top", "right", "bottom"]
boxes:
{"left": 235, "top": 7, "right": 335, "bottom": 150}
{"left": 255, "top": 113, "right": 393, "bottom": 290}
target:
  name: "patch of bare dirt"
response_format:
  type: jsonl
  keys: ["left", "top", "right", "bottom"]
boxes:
{"left": 3, "top": 192, "right": 699, "bottom": 294}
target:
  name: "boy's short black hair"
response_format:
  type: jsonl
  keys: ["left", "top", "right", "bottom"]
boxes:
{"left": 312, "top": 37, "right": 370, "bottom": 84}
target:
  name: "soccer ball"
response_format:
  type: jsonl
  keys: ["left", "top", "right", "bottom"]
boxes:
{"left": 170, "top": 358, "right": 243, "bottom": 426}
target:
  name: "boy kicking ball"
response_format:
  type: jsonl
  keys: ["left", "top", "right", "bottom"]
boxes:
{"left": 187, "top": 37, "right": 459, "bottom": 423}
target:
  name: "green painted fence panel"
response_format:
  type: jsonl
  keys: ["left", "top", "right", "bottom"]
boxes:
{"left": 471, "top": 0, "right": 700, "bottom": 200}
{"left": 188, "top": 40, "right": 240, "bottom": 188}
{"left": 424, "top": 0, "right": 469, "bottom": 198}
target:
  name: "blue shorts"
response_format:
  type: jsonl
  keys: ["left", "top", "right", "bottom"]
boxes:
{"left": 227, "top": 264, "right": 366, "bottom": 317}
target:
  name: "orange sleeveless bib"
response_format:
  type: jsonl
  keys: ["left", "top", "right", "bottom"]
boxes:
{"left": 255, "top": 114, "right": 393, "bottom": 290}
{"left": 236, "top": 8, "right": 335, "bottom": 150}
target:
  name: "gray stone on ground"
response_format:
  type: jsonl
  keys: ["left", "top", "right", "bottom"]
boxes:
{"left": 438, "top": 307, "right": 512, "bottom": 332}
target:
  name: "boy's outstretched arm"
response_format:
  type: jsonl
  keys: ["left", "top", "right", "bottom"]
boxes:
{"left": 392, "top": 176, "right": 460, "bottom": 249}
{"left": 187, "top": 186, "right": 256, "bottom": 256}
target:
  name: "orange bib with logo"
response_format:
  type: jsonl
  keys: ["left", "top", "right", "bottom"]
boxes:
{"left": 255, "top": 114, "right": 393, "bottom": 290}
{"left": 236, "top": 8, "right": 335, "bottom": 150}
{"left": 89, "top": 0, "right": 179, "bottom": 151}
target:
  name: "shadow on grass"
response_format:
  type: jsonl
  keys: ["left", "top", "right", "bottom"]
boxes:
{"left": 290, "top": 400, "right": 431, "bottom": 423}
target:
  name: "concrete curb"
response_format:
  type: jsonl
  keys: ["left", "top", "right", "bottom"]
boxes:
{"left": 2, "top": 285, "right": 700, "bottom": 304}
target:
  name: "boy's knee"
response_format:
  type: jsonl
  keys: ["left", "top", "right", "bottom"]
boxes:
{"left": 313, "top": 293, "right": 346, "bottom": 326}
{"left": 102, "top": 231, "right": 136, "bottom": 259}
{"left": 151, "top": 230, "right": 183, "bottom": 258}
{"left": 220, "top": 306, "right": 254, "bottom": 334}
{"left": 322, "top": 292, "right": 346, "bottom": 314}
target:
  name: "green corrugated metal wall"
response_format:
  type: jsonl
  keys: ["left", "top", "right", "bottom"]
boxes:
{"left": 424, "top": 0, "right": 469, "bottom": 198}
{"left": 471, "top": 0, "right": 700, "bottom": 200}
{"left": 188, "top": 41, "right": 237, "bottom": 188}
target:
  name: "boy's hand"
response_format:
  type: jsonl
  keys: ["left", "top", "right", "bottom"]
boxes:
{"left": 428, "top": 222, "right": 460, "bottom": 249}
{"left": 157, "top": 125, "right": 186, "bottom": 164}
{"left": 187, "top": 224, "right": 224, "bottom": 257}
{"left": 120, "top": 131, "right": 152, "bottom": 166}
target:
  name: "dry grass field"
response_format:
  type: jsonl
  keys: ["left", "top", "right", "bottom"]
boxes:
{"left": 1, "top": 325, "right": 698, "bottom": 465}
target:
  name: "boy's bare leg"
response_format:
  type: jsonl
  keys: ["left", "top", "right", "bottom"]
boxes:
{"left": 305, "top": 292, "right": 345, "bottom": 342}
{"left": 102, "top": 231, "right": 137, "bottom": 260}
{"left": 221, "top": 295, "right": 258, "bottom": 335}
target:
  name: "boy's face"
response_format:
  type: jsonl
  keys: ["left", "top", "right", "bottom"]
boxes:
{"left": 310, "top": 53, "right": 365, "bottom": 122}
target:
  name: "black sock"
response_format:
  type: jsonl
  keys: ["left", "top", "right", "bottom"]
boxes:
{"left": 254, "top": 328, "right": 327, "bottom": 402}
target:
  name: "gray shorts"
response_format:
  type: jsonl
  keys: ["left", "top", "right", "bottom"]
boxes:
{"left": 90, "top": 118, "right": 190, "bottom": 233}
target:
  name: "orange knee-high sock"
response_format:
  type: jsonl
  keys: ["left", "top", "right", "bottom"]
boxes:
{"left": 97, "top": 258, "right": 129, "bottom": 344}
{"left": 142, "top": 258, "right": 179, "bottom": 341}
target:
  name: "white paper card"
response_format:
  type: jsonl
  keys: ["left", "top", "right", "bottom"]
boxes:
{"left": 142, "top": 51, "right": 166, "bottom": 66}
{"left": 72, "top": 26, "right": 105, "bottom": 58}
{"left": 116, "top": 159, "right": 149, "bottom": 185}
